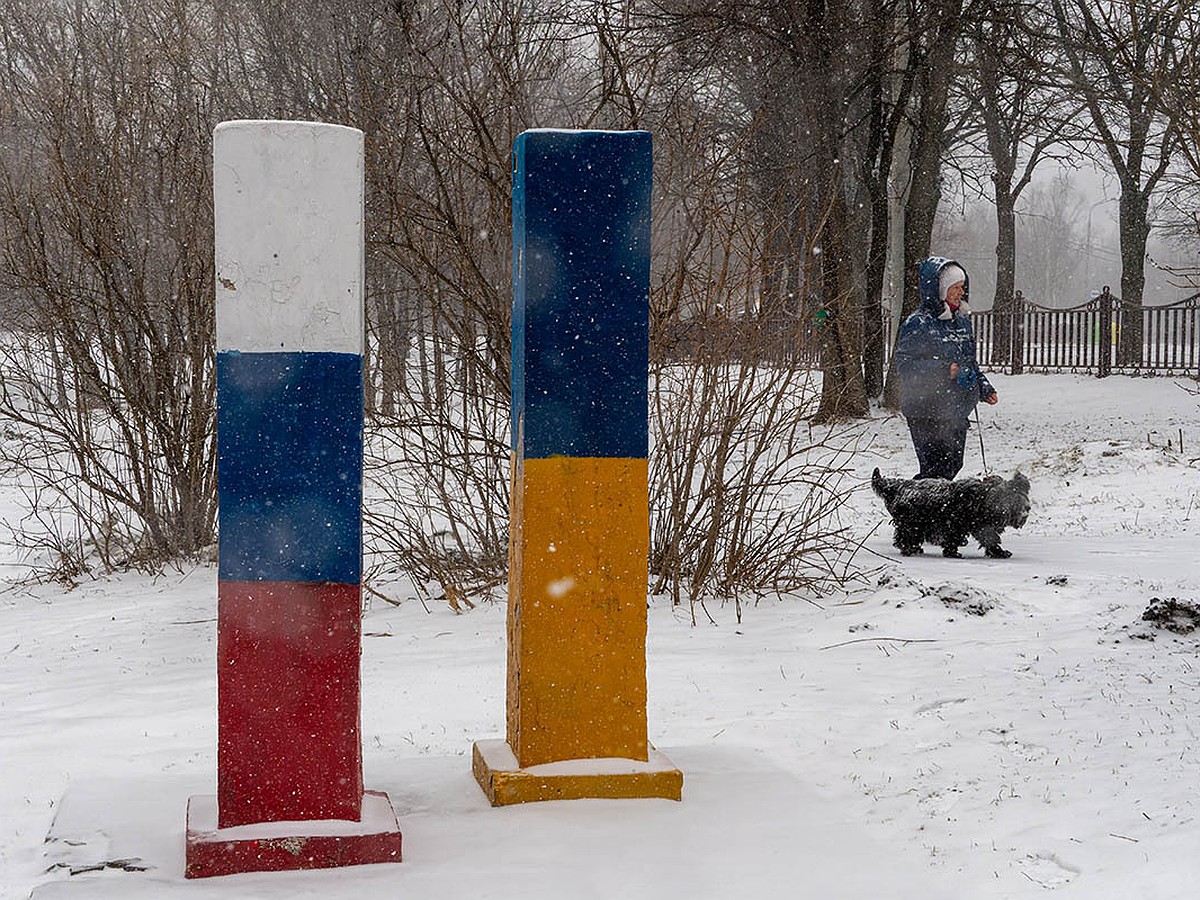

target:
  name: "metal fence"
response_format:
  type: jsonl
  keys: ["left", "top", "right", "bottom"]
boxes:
{"left": 971, "top": 293, "right": 1200, "bottom": 377}
{"left": 662, "top": 292, "right": 1200, "bottom": 378}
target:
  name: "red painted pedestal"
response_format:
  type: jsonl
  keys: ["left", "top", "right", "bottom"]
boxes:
{"left": 184, "top": 581, "right": 404, "bottom": 877}
{"left": 185, "top": 791, "right": 402, "bottom": 879}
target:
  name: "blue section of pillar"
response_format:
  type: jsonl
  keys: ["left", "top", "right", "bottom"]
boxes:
{"left": 510, "top": 130, "right": 652, "bottom": 460}
{"left": 216, "top": 350, "right": 363, "bottom": 584}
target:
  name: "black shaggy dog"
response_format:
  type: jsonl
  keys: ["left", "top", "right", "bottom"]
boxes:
{"left": 872, "top": 468, "right": 1031, "bottom": 558}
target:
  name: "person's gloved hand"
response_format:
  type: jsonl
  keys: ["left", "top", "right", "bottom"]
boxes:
{"left": 955, "top": 365, "right": 977, "bottom": 388}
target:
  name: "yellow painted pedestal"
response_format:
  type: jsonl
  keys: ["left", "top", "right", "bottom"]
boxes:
{"left": 478, "top": 129, "right": 680, "bottom": 807}
{"left": 472, "top": 740, "right": 682, "bottom": 807}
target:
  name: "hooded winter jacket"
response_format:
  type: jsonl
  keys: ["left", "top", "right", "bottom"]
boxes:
{"left": 894, "top": 256, "right": 995, "bottom": 423}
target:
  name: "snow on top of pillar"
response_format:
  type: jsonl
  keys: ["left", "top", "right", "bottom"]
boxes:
{"left": 214, "top": 120, "right": 364, "bottom": 355}
{"left": 522, "top": 127, "right": 651, "bottom": 134}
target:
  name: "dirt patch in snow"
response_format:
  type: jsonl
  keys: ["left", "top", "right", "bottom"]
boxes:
{"left": 1141, "top": 597, "right": 1200, "bottom": 635}
{"left": 922, "top": 582, "right": 998, "bottom": 616}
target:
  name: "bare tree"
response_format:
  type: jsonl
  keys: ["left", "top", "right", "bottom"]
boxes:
{"left": 882, "top": 0, "right": 978, "bottom": 409}
{"left": 1050, "top": 0, "right": 1185, "bottom": 365}
{"left": 357, "top": 1, "right": 576, "bottom": 605}
{"left": 797, "top": 0, "right": 871, "bottom": 422}
{"left": 1014, "top": 173, "right": 1089, "bottom": 306}
{"left": 960, "top": 1, "right": 1081, "bottom": 365}
{"left": 1135, "top": 2, "right": 1200, "bottom": 289}
{"left": 0, "top": 0, "right": 875, "bottom": 605}
{"left": 638, "top": 3, "right": 864, "bottom": 419}
{"left": 646, "top": 78, "right": 865, "bottom": 616}
{"left": 851, "top": 0, "right": 922, "bottom": 400}
{"left": 1150, "top": 3, "right": 1200, "bottom": 180}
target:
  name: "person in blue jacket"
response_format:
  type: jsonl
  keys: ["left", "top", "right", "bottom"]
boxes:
{"left": 894, "top": 257, "right": 999, "bottom": 479}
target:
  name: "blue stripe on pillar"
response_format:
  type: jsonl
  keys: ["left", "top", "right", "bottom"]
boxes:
{"left": 511, "top": 130, "right": 651, "bottom": 460}
{"left": 217, "top": 351, "right": 362, "bottom": 584}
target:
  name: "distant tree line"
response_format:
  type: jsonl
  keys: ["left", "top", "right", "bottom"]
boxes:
{"left": 0, "top": 0, "right": 1196, "bottom": 597}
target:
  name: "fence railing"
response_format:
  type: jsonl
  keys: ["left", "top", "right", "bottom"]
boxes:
{"left": 660, "top": 293, "right": 1200, "bottom": 379}
{"left": 971, "top": 293, "right": 1200, "bottom": 377}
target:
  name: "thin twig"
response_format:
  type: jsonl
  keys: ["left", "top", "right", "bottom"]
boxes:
{"left": 859, "top": 535, "right": 904, "bottom": 562}
{"left": 363, "top": 581, "right": 427, "bottom": 613}
{"left": 842, "top": 519, "right": 884, "bottom": 576}
{"left": 820, "top": 636, "right": 938, "bottom": 651}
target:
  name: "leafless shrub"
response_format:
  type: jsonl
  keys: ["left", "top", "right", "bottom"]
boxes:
{"left": 357, "top": 1, "right": 568, "bottom": 608}
{"left": 358, "top": 6, "right": 866, "bottom": 613}
{"left": 0, "top": 1, "right": 218, "bottom": 577}
{"left": 648, "top": 111, "right": 865, "bottom": 620}
{"left": 362, "top": 322, "right": 510, "bottom": 612}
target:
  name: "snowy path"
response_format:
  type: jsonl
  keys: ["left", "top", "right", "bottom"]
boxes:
{"left": 792, "top": 534, "right": 1200, "bottom": 898}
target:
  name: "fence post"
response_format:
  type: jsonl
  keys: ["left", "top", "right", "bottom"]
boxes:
{"left": 1097, "top": 289, "right": 1113, "bottom": 378}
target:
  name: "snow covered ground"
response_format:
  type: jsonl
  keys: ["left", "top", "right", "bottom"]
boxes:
{"left": 2, "top": 372, "right": 1199, "bottom": 899}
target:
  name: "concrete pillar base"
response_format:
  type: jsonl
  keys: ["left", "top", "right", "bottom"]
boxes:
{"left": 472, "top": 739, "right": 682, "bottom": 807}
{"left": 184, "top": 790, "right": 401, "bottom": 878}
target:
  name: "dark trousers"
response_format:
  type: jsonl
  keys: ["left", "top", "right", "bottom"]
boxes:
{"left": 907, "top": 416, "right": 968, "bottom": 480}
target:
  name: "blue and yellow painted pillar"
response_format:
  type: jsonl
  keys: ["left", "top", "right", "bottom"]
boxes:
{"left": 185, "top": 120, "right": 402, "bottom": 877}
{"left": 472, "top": 129, "right": 682, "bottom": 805}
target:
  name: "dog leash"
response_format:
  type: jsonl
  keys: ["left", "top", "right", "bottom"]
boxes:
{"left": 974, "top": 406, "right": 989, "bottom": 474}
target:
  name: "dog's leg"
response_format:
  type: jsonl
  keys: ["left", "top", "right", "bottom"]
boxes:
{"left": 933, "top": 522, "right": 967, "bottom": 558}
{"left": 940, "top": 535, "right": 966, "bottom": 559}
{"left": 893, "top": 524, "right": 924, "bottom": 556}
{"left": 975, "top": 527, "right": 1012, "bottom": 559}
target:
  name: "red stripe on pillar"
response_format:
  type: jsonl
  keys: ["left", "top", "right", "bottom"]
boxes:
{"left": 217, "top": 580, "right": 363, "bottom": 827}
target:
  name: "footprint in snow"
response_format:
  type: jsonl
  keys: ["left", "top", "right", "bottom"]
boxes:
{"left": 914, "top": 697, "right": 968, "bottom": 717}
{"left": 1018, "top": 853, "right": 1078, "bottom": 888}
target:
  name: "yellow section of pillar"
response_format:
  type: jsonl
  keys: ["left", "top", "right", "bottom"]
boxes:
{"left": 472, "top": 452, "right": 682, "bottom": 806}
{"left": 506, "top": 455, "right": 650, "bottom": 767}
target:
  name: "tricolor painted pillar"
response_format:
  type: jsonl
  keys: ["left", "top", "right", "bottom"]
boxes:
{"left": 472, "top": 129, "right": 682, "bottom": 805}
{"left": 185, "top": 120, "right": 402, "bottom": 877}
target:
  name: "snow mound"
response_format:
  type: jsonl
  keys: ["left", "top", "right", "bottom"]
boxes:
{"left": 920, "top": 581, "right": 1005, "bottom": 617}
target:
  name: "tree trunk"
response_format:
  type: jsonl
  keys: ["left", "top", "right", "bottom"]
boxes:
{"left": 1116, "top": 186, "right": 1149, "bottom": 367}
{"left": 813, "top": 191, "right": 869, "bottom": 422}
{"left": 991, "top": 186, "right": 1016, "bottom": 366}
{"left": 882, "top": 171, "right": 942, "bottom": 409}
{"left": 862, "top": 179, "right": 890, "bottom": 398}
{"left": 882, "top": 10, "right": 958, "bottom": 409}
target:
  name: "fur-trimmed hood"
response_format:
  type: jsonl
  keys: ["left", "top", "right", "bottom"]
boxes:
{"left": 917, "top": 256, "right": 970, "bottom": 319}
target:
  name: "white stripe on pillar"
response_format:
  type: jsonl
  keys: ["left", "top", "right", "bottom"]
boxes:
{"left": 213, "top": 120, "right": 364, "bottom": 355}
